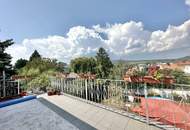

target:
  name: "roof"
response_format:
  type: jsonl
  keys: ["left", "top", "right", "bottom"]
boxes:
{"left": 67, "top": 72, "right": 80, "bottom": 79}
{"left": 123, "top": 75, "right": 174, "bottom": 84}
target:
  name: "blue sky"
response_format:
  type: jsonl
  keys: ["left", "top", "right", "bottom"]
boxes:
{"left": 1, "top": 0, "right": 190, "bottom": 63}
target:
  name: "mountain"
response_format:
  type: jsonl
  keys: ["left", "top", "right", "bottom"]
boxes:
{"left": 177, "top": 56, "right": 190, "bottom": 61}
{"left": 113, "top": 56, "right": 190, "bottom": 64}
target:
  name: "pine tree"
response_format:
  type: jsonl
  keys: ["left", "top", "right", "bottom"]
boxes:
{"left": 14, "top": 58, "right": 28, "bottom": 70}
{"left": 0, "top": 39, "right": 14, "bottom": 77}
{"left": 29, "top": 50, "right": 41, "bottom": 61}
{"left": 96, "top": 47, "right": 113, "bottom": 78}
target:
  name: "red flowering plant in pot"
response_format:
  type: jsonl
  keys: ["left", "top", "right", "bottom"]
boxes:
{"left": 20, "top": 91, "right": 27, "bottom": 96}
{"left": 47, "top": 87, "right": 55, "bottom": 96}
{"left": 47, "top": 87, "right": 61, "bottom": 96}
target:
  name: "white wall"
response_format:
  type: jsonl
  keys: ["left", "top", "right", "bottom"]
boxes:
{"left": 149, "top": 88, "right": 190, "bottom": 99}
{"left": 184, "top": 65, "right": 190, "bottom": 74}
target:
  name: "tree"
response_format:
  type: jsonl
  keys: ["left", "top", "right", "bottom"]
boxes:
{"left": 154, "top": 69, "right": 171, "bottom": 80}
{"left": 154, "top": 69, "right": 190, "bottom": 84}
{"left": 70, "top": 57, "right": 96, "bottom": 74}
{"left": 171, "top": 69, "right": 189, "bottom": 84}
{"left": 96, "top": 47, "right": 113, "bottom": 78}
{"left": 14, "top": 58, "right": 28, "bottom": 70}
{"left": 19, "top": 58, "right": 57, "bottom": 77}
{"left": 109, "top": 61, "right": 127, "bottom": 79}
{"left": 56, "top": 61, "right": 67, "bottom": 72}
{"left": 29, "top": 50, "right": 41, "bottom": 61}
{"left": 28, "top": 73, "right": 50, "bottom": 91}
{"left": 0, "top": 39, "right": 14, "bottom": 77}
{"left": 18, "top": 58, "right": 62, "bottom": 91}
{"left": 87, "top": 57, "right": 97, "bottom": 74}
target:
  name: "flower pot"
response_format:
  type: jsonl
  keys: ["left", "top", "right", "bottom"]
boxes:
{"left": 47, "top": 91, "right": 53, "bottom": 96}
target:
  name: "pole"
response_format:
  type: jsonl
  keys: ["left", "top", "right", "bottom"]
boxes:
{"left": 144, "top": 82, "right": 149, "bottom": 125}
{"left": 3, "top": 70, "right": 6, "bottom": 97}
{"left": 85, "top": 79, "right": 88, "bottom": 100}
{"left": 61, "top": 79, "right": 63, "bottom": 92}
{"left": 17, "top": 79, "right": 20, "bottom": 95}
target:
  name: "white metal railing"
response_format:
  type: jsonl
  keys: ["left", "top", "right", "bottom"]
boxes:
{"left": 50, "top": 77, "right": 190, "bottom": 130}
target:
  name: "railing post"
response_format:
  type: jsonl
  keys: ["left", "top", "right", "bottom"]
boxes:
{"left": 144, "top": 82, "right": 149, "bottom": 125}
{"left": 61, "top": 78, "right": 63, "bottom": 92}
{"left": 0, "top": 81, "right": 1, "bottom": 97}
{"left": 63, "top": 79, "right": 65, "bottom": 93}
{"left": 64, "top": 79, "right": 66, "bottom": 92}
{"left": 17, "top": 79, "right": 20, "bottom": 95}
{"left": 56, "top": 79, "right": 58, "bottom": 90}
{"left": 3, "top": 70, "right": 6, "bottom": 97}
{"left": 58, "top": 79, "right": 60, "bottom": 90}
{"left": 85, "top": 79, "right": 88, "bottom": 101}
{"left": 76, "top": 79, "right": 78, "bottom": 96}
{"left": 72, "top": 79, "right": 74, "bottom": 95}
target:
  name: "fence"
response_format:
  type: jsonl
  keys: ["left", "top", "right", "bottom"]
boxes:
{"left": 0, "top": 80, "right": 20, "bottom": 99}
{"left": 50, "top": 77, "right": 190, "bottom": 130}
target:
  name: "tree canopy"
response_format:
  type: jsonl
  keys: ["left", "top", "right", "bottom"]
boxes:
{"left": 19, "top": 58, "right": 58, "bottom": 77}
{"left": 0, "top": 39, "right": 14, "bottom": 77}
{"left": 17, "top": 49, "right": 67, "bottom": 91}
{"left": 69, "top": 47, "right": 113, "bottom": 78}
{"left": 29, "top": 50, "right": 41, "bottom": 61}
{"left": 171, "top": 69, "right": 190, "bottom": 84}
{"left": 14, "top": 58, "right": 28, "bottom": 71}
{"left": 18, "top": 58, "right": 64, "bottom": 91}
{"left": 70, "top": 57, "right": 96, "bottom": 74}
{"left": 109, "top": 61, "right": 127, "bottom": 79}
{"left": 55, "top": 61, "right": 67, "bottom": 72}
{"left": 154, "top": 68, "right": 190, "bottom": 84}
{"left": 96, "top": 47, "right": 113, "bottom": 78}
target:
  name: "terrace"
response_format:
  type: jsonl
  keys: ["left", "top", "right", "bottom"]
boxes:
{"left": 0, "top": 94, "right": 162, "bottom": 130}
{"left": 1, "top": 1, "right": 190, "bottom": 130}
{"left": 1, "top": 78, "right": 189, "bottom": 130}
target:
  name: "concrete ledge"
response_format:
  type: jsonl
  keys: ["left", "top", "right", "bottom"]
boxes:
{"left": 60, "top": 93, "right": 175, "bottom": 130}
{"left": 41, "top": 94, "right": 164, "bottom": 130}
{"left": 0, "top": 95, "right": 36, "bottom": 108}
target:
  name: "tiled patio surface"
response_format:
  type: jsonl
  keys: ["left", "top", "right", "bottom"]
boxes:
{"left": 0, "top": 98, "right": 95, "bottom": 130}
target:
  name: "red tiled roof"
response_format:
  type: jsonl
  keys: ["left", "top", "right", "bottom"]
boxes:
{"left": 123, "top": 75, "right": 174, "bottom": 84}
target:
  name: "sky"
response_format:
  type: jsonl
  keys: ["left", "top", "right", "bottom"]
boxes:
{"left": 0, "top": 0, "right": 190, "bottom": 63}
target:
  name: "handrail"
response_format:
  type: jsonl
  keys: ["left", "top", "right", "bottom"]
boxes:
{"left": 172, "top": 83, "right": 190, "bottom": 87}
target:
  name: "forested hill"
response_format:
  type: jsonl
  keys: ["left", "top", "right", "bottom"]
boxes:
{"left": 113, "top": 56, "right": 190, "bottom": 64}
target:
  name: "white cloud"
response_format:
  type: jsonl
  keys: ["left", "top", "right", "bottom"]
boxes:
{"left": 147, "top": 20, "right": 190, "bottom": 52}
{"left": 102, "top": 21, "right": 150, "bottom": 56}
{"left": 185, "top": 0, "right": 190, "bottom": 7}
{"left": 6, "top": 20, "right": 190, "bottom": 64}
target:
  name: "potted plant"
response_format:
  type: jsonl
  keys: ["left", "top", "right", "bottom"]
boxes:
{"left": 47, "top": 87, "right": 61, "bottom": 96}
{"left": 20, "top": 91, "right": 27, "bottom": 96}
{"left": 55, "top": 89, "right": 61, "bottom": 95}
{"left": 47, "top": 87, "right": 55, "bottom": 96}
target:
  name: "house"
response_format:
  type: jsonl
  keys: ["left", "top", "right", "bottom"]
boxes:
{"left": 178, "top": 61, "right": 190, "bottom": 74}
{"left": 184, "top": 65, "right": 190, "bottom": 74}
{"left": 123, "top": 75, "right": 174, "bottom": 84}
{"left": 55, "top": 72, "right": 68, "bottom": 78}
{"left": 66, "top": 72, "right": 80, "bottom": 79}
{"left": 138, "top": 64, "right": 148, "bottom": 72}
{"left": 159, "top": 61, "right": 190, "bottom": 74}
{"left": 78, "top": 73, "right": 96, "bottom": 79}
{"left": 148, "top": 65, "right": 160, "bottom": 76}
